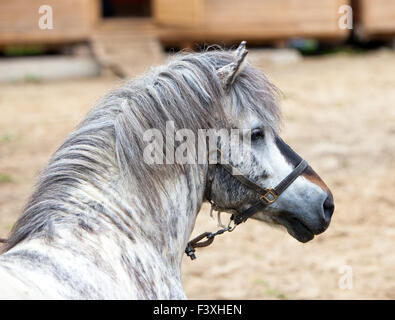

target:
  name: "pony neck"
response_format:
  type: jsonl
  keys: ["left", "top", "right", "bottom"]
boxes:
{"left": 94, "top": 163, "right": 208, "bottom": 297}
{"left": 129, "top": 165, "right": 207, "bottom": 257}
{"left": 3, "top": 161, "right": 207, "bottom": 299}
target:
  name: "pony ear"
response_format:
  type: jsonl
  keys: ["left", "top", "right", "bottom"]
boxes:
{"left": 217, "top": 41, "right": 248, "bottom": 92}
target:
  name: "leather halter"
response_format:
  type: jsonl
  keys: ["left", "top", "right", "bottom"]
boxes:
{"left": 222, "top": 159, "right": 308, "bottom": 225}
{"left": 185, "top": 150, "right": 308, "bottom": 260}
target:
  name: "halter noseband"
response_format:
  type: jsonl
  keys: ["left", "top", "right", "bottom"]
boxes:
{"left": 185, "top": 151, "right": 308, "bottom": 260}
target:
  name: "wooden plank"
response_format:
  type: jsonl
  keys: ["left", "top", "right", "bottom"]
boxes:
{"left": 0, "top": 0, "right": 101, "bottom": 46}
{"left": 153, "top": 0, "right": 350, "bottom": 44}
{"left": 357, "top": 0, "right": 395, "bottom": 38}
{"left": 153, "top": 0, "right": 202, "bottom": 27}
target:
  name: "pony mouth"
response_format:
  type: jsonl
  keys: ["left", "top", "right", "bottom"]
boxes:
{"left": 274, "top": 213, "right": 315, "bottom": 243}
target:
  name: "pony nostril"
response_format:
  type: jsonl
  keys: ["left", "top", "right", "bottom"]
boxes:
{"left": 323, "top": 195, "right": 334, "bottom": 221}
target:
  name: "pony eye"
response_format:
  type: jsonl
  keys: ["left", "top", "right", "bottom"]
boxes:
{"left": 251, "top": 128, "right": 265, "bottom": 142}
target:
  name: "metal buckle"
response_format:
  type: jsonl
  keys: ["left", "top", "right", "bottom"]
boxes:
{"left": 260, "top": 189, "right": 278, "bottom": 204}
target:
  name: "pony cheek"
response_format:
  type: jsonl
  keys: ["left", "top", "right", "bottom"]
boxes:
{"left": 209, "top": 175, "right": 253, "bottom": 210}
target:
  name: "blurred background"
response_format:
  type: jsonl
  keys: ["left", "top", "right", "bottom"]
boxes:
{"left": 0, "top": 0, "right": 394, "bottom": 299}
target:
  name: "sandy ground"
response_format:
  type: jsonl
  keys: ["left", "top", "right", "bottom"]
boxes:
{"left": 0, "top": 50, "right": 394, "bottom": 299}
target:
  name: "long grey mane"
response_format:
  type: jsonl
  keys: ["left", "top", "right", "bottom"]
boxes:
{"left": 2, "top": 49, "right": 281, "bottom": 252}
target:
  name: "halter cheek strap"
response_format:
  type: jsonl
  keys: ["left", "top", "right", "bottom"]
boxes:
{"left": 185, "top": 155, "right": 308, "bottom": 260}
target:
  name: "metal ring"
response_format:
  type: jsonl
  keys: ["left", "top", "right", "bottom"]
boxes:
{"left": 227, "top": 219, "right": 237, "bottom": 232}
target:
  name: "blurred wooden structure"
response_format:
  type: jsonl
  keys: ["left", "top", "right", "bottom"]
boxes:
{"left": 354, "top": 0, "right": 395, "bottom": 40}
{"left": 3, "top": 0, "right": 395, "bottom": 50}
{"left": 3, "top": 0, "right": 395, "bottom": 77}
{"left": 0, "top": 0, "right": 100, "bottom": 48}
{"left": 153, "top": 0, "right": 351, "bottom": 46}
{"left": 1, "top": 0, "right": 352, "bottom": 48}
{"left": 91, "top": 18, "right": 164, "bottom": 77}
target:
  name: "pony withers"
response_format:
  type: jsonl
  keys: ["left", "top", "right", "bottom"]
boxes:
{"left": 0, "top": 42, "right": 334, "bottom": 299}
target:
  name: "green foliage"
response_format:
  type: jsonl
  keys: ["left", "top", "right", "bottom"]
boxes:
{"left": 255, "top": 279, "right": 290, "bottom": 300}
{"left": 23, "top": 74, "right": 42, "bottom": 83}
{"left": 0, "top": 173, "right": 12, "bottom": 183}
{"left": 1, "top": 134, "right": 13, "bottom": 143}
{"left": 4, "top": 45, "right": 46, "bottom": 56}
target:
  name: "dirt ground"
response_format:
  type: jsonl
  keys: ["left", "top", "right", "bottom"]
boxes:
{"left": 0, "top": 50, "right": 394, "bottom": 299}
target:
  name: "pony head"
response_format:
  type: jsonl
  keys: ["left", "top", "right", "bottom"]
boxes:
{"left": 206, "top": 42, "right": 334, "bottom": 242}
